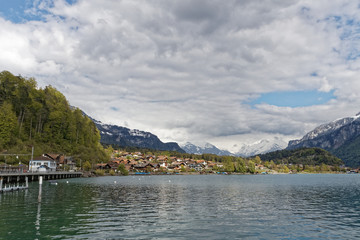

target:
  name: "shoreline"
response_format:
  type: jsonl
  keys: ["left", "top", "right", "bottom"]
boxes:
{"left": 80, "top": 170, "right": 352, "bottom": 178}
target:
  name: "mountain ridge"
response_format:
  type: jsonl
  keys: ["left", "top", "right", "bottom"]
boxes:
{"left": 181, "top": 142, "right": 232, "bottom": 156}
{"left": 234, "top": 139, "right": 286, "bottom": 157}
{"left": 91, "top": 118, "right": 185, "bottom": 153}
{"left": 287, "top": 113, "right": 360, "bottom": 167}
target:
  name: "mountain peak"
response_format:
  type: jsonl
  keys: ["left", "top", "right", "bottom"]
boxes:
{"left": 234, "top": 139, "right": 287, "bottom": 157}
{"left": 287, "top": 112, "right": 360, "bottom": 167}
{"left": 91, "top": 118, "right": 185, "bottom": 153}
{"left": 181, "top": 142, "right": 232, "bottom": 156}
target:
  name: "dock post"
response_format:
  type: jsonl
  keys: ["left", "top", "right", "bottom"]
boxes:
{"left": 38, "top": 176, "right": 43, "bottom": 203}
{"left": 0, "top": 177, "right": 3, "bottom": 192}
{"left": 25, "top": 176, "right": 28, "bottom": 188}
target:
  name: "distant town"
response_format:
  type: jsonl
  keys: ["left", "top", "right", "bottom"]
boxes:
{"left": 92, "top": 149, "right": 352, "bottom": 175}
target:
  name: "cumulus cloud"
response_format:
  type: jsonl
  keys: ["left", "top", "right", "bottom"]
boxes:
{"left": 1, "top": 0, "right": 360, "bottom": 150}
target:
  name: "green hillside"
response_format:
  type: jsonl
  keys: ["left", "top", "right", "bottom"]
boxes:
{"left": 331, "top": 135, "right": 360, "bottom": 168}
{"left": 0, "top": 71, "right": 109, "bottom": 166}
{"left": 258, "top": 147, "right": 343, "bottom": 166}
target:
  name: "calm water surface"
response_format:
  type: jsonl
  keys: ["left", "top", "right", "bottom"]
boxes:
{"left": 1, "top": 174, "right": 360, "bottom": 239}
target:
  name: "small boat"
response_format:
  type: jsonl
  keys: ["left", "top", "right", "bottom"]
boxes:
{"left": 49, "top": 180, "right": 58, "bottom": 185}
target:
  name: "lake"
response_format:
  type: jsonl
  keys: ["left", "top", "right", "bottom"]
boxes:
{"left": 1, "top": 174, "right": 360, "bottom": 239}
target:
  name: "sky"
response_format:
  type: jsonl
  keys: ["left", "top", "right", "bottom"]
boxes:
{"left": 1, "top": 0, "right": 360, "bottom": 152}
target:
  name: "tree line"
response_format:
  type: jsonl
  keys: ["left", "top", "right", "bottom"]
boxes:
{"left": 0, "top": 71, "right": 109, "bottom": 166}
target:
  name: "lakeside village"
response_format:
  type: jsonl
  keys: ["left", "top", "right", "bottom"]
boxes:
{"left": 0, "top": 149, "right": 356, "bottom": 175}
{"left": 92, "top": 150, "right": 356, "bottom": 175}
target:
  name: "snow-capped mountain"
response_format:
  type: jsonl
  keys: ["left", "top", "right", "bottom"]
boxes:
{"left": 181, "top": 142, "right": 232, "bottom": 156}
{"left": 288, "top": 113, "right": 360, "bottom": 150}
{"left": 92, "top": 118, "right": 185, "bottom": 153}
{"left": 182, "top": 139, "right": 287, "bottom": 157}
{"left": 234, "top": 139, "right": 287, "bottom": 157}
{"left": 288, "top": 114, "right": 360, "bottom": 148}
{"left": 287, "top": 112, "right": 360, "bottom": 167}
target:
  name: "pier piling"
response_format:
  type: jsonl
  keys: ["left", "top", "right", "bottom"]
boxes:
{"left": 38, "top": 176, "right": 43, "bottom": 203}
{"left": 0, "top": 171, "right": 82, "bottom": 193}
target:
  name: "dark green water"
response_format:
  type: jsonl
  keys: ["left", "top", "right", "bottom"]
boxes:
{"left": 1, "top": 174, "right": 360, "bottom": 239}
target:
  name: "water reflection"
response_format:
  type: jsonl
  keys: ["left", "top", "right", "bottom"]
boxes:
{"left": 1, "top": 175, "right": 360, "bottom": 239}
{"left": 35, "top": 202, "right": 41, "bottom": 239}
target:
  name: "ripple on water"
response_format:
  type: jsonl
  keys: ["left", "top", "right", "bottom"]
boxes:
{"left": 2, "top": 174, "right": 360, "bottom": 239}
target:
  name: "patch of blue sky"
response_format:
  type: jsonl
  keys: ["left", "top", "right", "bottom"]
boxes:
{"left": 0, "top": 0, "right": 77, "bottom": 23}
{"left": 251, "top": 90, "right": 335, "bottom": 108}
{"left": 347, "top": 50, "right": 360, "bottom": 60}
{"left": 0, "top": 0, "right": 32, "bottom": 22}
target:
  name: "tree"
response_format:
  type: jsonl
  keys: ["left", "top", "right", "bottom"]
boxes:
{"left": 282, "top": 165, "right": 290, "bottom": 173}
{"left": 105, "top": 145, "right": 114, "bottom": 157}
{"left": 248, "top": 160, "right": 256, "bottom": 174}
{"left": 269, "top": 160, "right": 276, "bottom": 170}
{"left": 224, "top": 159, "right": 235, "bottom": 172}
{"left": 0, "top": 102, "right": 17, "bottom": 148}
{"left": 118, "top": 163, "right": 129, "bottom": 176}
{"left": 0, "top": 71, "right": 110, "bottom": 165}
{"left": 83, "top": 161, "right": 92, "bottom": 171}
{"left": 320, "top": 163, "right": 329, "bottom": 172}
{"left": 236, "top": 158, "right": 247, "bottom": 173}
{"left": 254, "top": 156, "right": 261, "bottom": 165}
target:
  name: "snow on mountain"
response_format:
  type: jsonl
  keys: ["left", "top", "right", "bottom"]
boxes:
{"left": 294, "top": 114, "right": 360, "bottom": 143}
{"left": 181, "top": 142, "right": 232, "bottom": 156}
{"left": 234, "top": 138, "right": 287, "bottom": 157}
{"left": 287, "top": 112, "right": 360, "bottom": 167}
{"left": 182, "top": 139, "right": 287, "bottom": 157}
{"left": 85, "top": 115, "right": 185, "bottom": 152}
{"left": 288, "top": 113, "right": 360, "bottom": 149}
{"left": 88, "top": 111, "right": 287, "bottom": 157}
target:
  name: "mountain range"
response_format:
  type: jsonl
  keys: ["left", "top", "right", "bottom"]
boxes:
{"left": 233, "top": 139, "right": 287, "bottom": 157}
{"left": 288, "top": 113, "right": 360, "bottom": 167}
{"left": 181, "top": 140, "right": 286, "bottom": 157}
{"left": 181, "top": 142, "right": 232, "bottom": 156}
{"left": 91, "top": 116, "right": 286, "bottom": 157}
{"left": 93, "top": 119, "right": 185, "bottom": 153}
{"left": 90, "top": 111, "right": 360, "bottom": 167}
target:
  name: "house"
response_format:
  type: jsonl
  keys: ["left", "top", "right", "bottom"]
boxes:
{"left": 133, "top": 162, "right": 159, "bottom": 172}
{"left": 29, "top": 155, "right": 57, "bottom": 172}
{"left": 159, "top": 161, "right": 168, "bottom": 169}
{"left": 133, "top": 162, "right": 152, "bottom": 172}
{"left": 157, "top": 156, "right": 168, "bottom": 163}
{"left": 169, "top": 162, "right": 185, "bottom": 170}
{"left": 44, "top": 153, "right": 64, "bottom": 164}
{"left": 64, "top": 156, "right": 76, "bottom": 170}
{"left": 96, "top": 163, "right": 112, "bottom": 170}
{"left": 145, "top": 155, "right": 155, "bottom": 161}
{"left": 196, "top": 160, "right": 207, "bottom": 166}
{"left": 108, "top": 161, "right": 120, "bottom": 170}
{"left": 188, "top": 163, "right": 204, "bottom": 172}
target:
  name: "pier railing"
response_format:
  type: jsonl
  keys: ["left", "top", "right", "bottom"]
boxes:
{"left": 0, "top": 170, "right": 82, "bottom": 193}
{"left": 0, "top": 166, "right": 27, "bottom": 173}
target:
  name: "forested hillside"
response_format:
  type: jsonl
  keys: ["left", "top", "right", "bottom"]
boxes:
{"left": 0, "top": 71, "right": 109, "bottom": 165}
{"left": 258, "top": 147, "right": 343, "bottom": 166}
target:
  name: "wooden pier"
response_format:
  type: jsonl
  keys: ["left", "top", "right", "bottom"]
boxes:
{"left": 0, "top": 171, "right": 82, "bottom": 193}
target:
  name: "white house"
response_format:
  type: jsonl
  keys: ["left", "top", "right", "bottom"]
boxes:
{"left": 29, "top": 156, "right": 57, "bottom": 172}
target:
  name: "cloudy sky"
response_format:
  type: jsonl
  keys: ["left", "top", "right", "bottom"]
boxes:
{"left": 1, "top": 0, "right": 360, "bottom": 151}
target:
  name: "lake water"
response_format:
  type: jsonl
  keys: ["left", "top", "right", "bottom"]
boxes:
{"left": 1, "top": 174, "right": 360, "bottom": 239}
